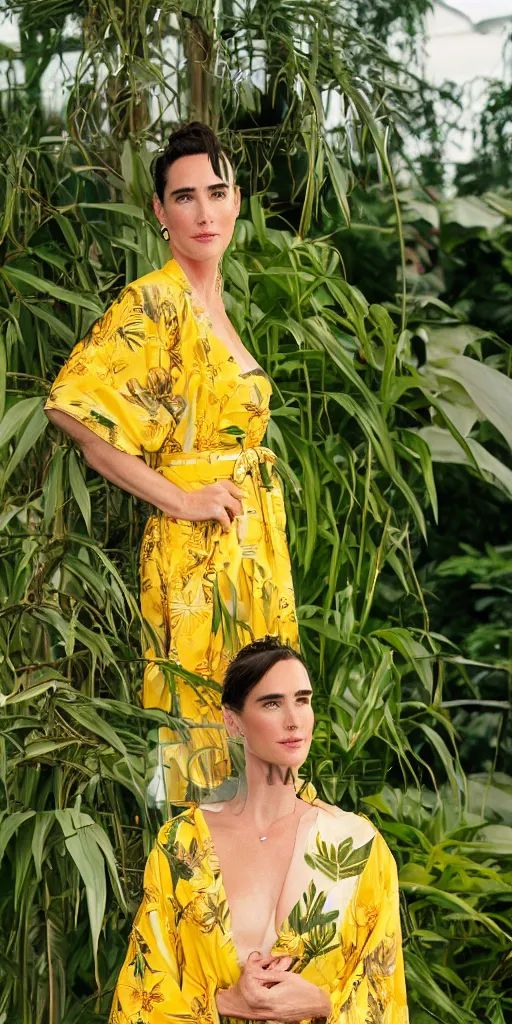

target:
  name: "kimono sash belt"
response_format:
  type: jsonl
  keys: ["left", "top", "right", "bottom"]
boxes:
{"left": 157, "top": 445, "right": 277, "bottom": 487}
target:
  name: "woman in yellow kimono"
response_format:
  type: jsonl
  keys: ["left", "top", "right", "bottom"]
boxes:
{"left": 110, "top": 637, "right": 408, "bottom": 1024}
{"left": 45, "top": 123, "right": 298, "bottom": 802}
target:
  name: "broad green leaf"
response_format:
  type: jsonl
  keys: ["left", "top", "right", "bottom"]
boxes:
{"left": 414, "top": 722, "right": 462, "bottom": 797}
{"left": 325, "top": 143, "right": 351, "bottom": 226}
{"left": 418, "top": 427, "right": 512, "bottom": 500}
{"left": 435, "top": 355, "right": 512, "bottom": 450}
{"left": 372, "top": 627, "right": 434, "bottom": 697}
{"left": 27, "top": 302, "right": 75, "bottom": 344}
{"left": 78, "top": 201, "right": 146, "bottom": 220}
{"left": 31, "top": 811, "right": 55, "bottom": 882}
{"left": 401, "top": 882, "right": 510, "bottom": 941}
{"left": 55, "top": 809, "right": 106, "bottom": 987}
{"left": 441, "top": 195, "right": 504, "bottom": 230}
{"left": 2, "top": 266, "right": 103, "bottom": 313}
{"left": 1, "top": 401, "right": 48, "bottom": 489}
{"left": 0, "top": 811, "right": 35, "bottom": 864}
{"left": 405, "top": 951, "right": 474, "bottom": 1023}
{"left": 426, "top": 324, "right": 490, "bottom": 361}
{"left": 0, "top": 396, "right": 41, "bottom": 447}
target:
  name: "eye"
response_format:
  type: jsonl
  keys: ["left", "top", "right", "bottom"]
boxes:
{"left": 263, "top": 700, "right": 280, "bottom": 709}
{"left": 212, "top": 190, "right": 227, "bottom": 199}
{"left": 297, "top": 696, "right": 312, "bottom": 704}
{"left": 175, "top": 194, "right": 192, "bottom": 203}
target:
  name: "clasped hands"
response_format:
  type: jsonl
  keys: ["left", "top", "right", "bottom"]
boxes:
{"left": 216, "top": 951, "right": 332, "bottom": 1023}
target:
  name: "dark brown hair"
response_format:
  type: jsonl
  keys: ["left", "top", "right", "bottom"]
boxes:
{"left": 221, "top": 637, "right": 306, "bottom": 713}
{"left": 152, "top": 121, "right": 233, "bottom": 202}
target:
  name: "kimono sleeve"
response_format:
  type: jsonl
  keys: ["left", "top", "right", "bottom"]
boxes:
{"left": 110, "top": 832, "right": 220, "bottom": 1024}
{"left": 326, "top": 832, "right": 408, "bottom": 1024}
{"left": 45, "top": 282, "right": 183, "bottom": 457}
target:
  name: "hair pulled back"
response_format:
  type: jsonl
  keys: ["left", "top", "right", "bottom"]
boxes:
{"left": 221, "top": 636, "right": 305, "bottom": 713}
{"left": 152, "top": 121, "right": 232, "bottom": 202}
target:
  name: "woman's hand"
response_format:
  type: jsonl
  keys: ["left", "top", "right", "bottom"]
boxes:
{"left": 216, "top": 952, "right": 291, "bottom": 1019}
{"left": 178, "top": 480, "right": 245, "bottom": 532}
{"left": 259, "top": 970, "right": 332, "bottom": 1022}
{"left": 45, "top": 410, "right": 245, "bottom": 531}
{"left": 216, "top": 952, "right": 332, "bottom": 1022}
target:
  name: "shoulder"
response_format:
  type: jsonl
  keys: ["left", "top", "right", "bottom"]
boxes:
{"left": 117, "top": 264, "right": 186, "bottom": 323}
{"left": 312, "top": 803, "right": 398, "bottom": 883}
{"left": 314, "top": 800, "right": 377, "bottom": 847}
{"left": 156, "top": 805, "right": 202, "bottom": 847}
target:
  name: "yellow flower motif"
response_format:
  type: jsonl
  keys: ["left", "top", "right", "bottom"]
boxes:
{"left": 355, "top": 903, "right": 380, "bottom": 930}
{"left": 274, "top": 925, "right": 305, "bottom": 960}
{"left": 140, "top": 983, "right": 165, "bottom": 1012}
{"left": 195, "top": 415, "right": 222, "bottom": 451}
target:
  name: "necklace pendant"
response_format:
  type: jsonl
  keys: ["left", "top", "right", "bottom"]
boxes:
{"left": 260, "top": 836, "right": 267, "bottom": 841}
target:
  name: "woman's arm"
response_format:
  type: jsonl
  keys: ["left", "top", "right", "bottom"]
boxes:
{"left": 111, "top": 835, "right": 220, "bottom": 1023}
{"left": 46, "top": 408, "right": 243, "bottom": 532}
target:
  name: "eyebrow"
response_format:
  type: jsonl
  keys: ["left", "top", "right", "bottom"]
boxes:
{"left": 255, "top": 689, "right": 313, "bottom": 703}
{"left": 169, "top": 183, "right": 229, "bottom": 197}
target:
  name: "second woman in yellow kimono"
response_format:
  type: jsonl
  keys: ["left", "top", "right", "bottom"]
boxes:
{"left": 110, "top": 638, "right": 408, "bottom": 1024}
{"left": 45, "top": 123, "right": 298, "bottom": 802}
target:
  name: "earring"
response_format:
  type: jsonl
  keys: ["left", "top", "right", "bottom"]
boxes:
{"left": 160, "top": 224, "right": 170, "bottom": 241}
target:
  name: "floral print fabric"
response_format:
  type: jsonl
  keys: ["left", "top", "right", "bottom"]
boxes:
{"left": 110, "top": 802, "right": 408, "bottom": 1023}
{"left": 45, "top": 259, "right": 298, "bottom": 799}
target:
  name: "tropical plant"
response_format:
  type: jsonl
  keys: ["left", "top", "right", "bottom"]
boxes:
{"left": 0, "top": 1, "right": 511, "bottom": 1022}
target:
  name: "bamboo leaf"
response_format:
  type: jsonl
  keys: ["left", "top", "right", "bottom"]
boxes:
{"left": 0, "top": 396, "right": 41, "bottom": 448}
{"left": 67, "top": 448, "right": 92, "bottom": 533}
{"left": 2, "top": 266, "right": 103, "bottom": 313}
{"left": 0, "top": 811, "right": 35, "bottom": 864}
{"left": 1, "top": 401, "right": 48, "bottom": 489}
{"left": 55, "top": 808, "right": 106, "bottom": 987}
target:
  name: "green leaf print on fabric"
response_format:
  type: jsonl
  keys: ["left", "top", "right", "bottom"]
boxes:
{"left": 305, "top": 832, "right": 374, "bottom": 881}
{"left": 159, "top": 816, "right": 197, "bottom": 890}
{"left": 286, "top": 880, "right": 340, "bottom": 964}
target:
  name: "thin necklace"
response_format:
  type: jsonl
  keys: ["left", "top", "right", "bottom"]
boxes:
{"left": 259, "top": 799, "right": 298, "bottom": 842}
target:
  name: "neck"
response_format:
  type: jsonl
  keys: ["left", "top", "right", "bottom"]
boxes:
{"left": 235, "top": 750, "right": 298, "bottom": 833}
{"left": 171, "top": 249, "right": 219, "bottom": 306}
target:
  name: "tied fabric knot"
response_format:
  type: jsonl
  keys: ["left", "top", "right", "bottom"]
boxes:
{"left": 232, "top": 445, "right": 277, "bottom": 488}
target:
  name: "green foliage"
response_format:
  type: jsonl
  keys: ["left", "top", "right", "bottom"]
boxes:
{"left": 0, "top": 1, "right": 511, "bottom": 1022}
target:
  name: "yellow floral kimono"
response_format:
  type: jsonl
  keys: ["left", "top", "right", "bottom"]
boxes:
{"left": 45, "top": 259, "right": 298, "bottom": 800}
{"left": 110, "top": 800, "right": 408, "bottom": 1024}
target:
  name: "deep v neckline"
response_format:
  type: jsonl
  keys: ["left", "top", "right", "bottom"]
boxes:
{"left": 163, "top": 257, "right": 268, "bottom": 381}
{"left": 197, "top": 804, "right": 319, "bottom": 965}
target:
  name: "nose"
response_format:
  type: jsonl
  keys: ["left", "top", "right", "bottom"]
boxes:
{"left": 284, "top": 705, "right": 299, "bottom": 731}
{"left": 196, "top": 197, "right": 212, "bottom": 226}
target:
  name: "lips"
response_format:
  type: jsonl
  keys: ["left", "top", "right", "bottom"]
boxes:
{"left": 279, "top": 739, "right": 303, "bottom": 747}
{"left": 193, "top": 233, "right": 218, "bottom": 242}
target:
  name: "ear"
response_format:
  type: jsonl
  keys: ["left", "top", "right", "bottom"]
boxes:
{"left": 223, "top": 707, "right": 244, "bottom": 739}
{"left": 152, "top": 194, "right": 164, "bottom": 224}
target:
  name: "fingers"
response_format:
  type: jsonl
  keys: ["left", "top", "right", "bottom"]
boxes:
{"left": 263, "top": 956, "right": 293, "bottom": 972}
{"left": 212, "top": 483, "right": 244, "bottom": 528}
{"left": 224, "top": 493, "right": 244, "bottom": 519}
{"left": 219, "top": 479, "right": 246, "bottom": 501}
{"left": 215, "top": 505, "right": 232, "bottom": 533}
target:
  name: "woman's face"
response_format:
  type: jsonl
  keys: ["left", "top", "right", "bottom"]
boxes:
{"left": 227, "top": 659, "right": 314, "bottom": 770}
{"left": 153, "top": 152, "right": 240, "bottom": 265}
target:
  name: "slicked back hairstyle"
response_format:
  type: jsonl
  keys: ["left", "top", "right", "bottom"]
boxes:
{"left": 152, "top": 121, "right": 233, "bottom": 202}
{"left": 221, "top": 636, "right": 306, "bottom": 713}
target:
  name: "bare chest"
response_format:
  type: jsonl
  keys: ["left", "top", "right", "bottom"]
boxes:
{"left": 214, "top": 826, "right": 297, "bottom": 910}
{"left": 206, "top": 305, "right": 259, "bottom": 374}
{"left": 204, "top": 807, "right": 318, "bottom": 963}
